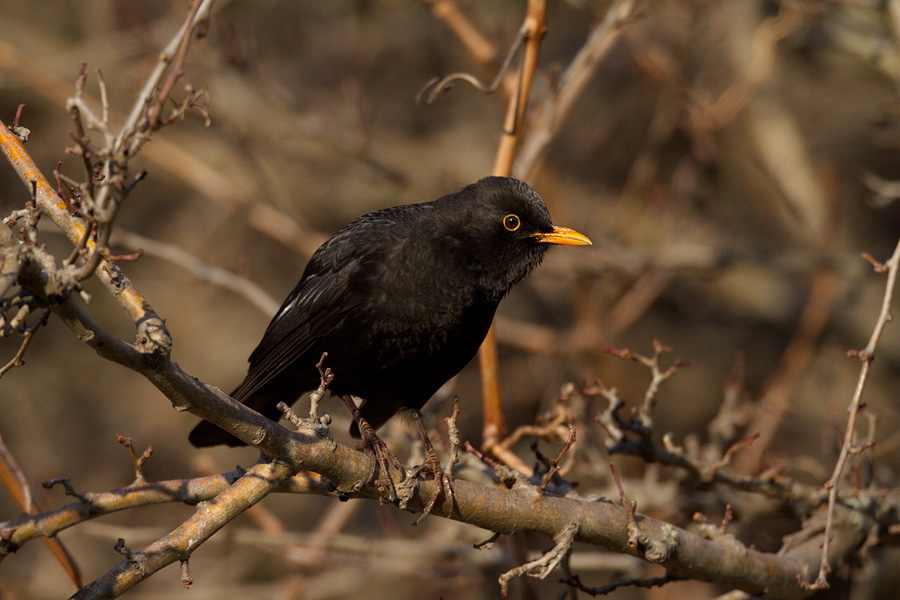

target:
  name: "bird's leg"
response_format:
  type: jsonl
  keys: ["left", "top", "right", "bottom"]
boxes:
{"left": 408, "top": 410, "right": 455, "bottom": 525}
{"left": 341, "top": 395, "right": 403, "bottom": 503}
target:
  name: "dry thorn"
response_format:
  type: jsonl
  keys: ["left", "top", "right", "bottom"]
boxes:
{"left": 464, "top": 441, "right": 531, "bottom": 489}
{"left": 861, "top": 252, "right": 887, "bottom": 273}
{"left": 54, "top": 162, "right": 91, "bottom": 225}
{"left": 275, "top": 354, "right": 335, "bottom": 442}
{"left": 310, "top": 352, "right": 334, "bottom": 420}
{"left": 0, "top": 308, "right": 49, "bottom": 379}
{"left": 692, "top": 505, "right": 736, "bottom": 542}
{"left": 42, "top": 477, "right": 91, "bottom": 503}
{"left": 67, "top": 65, "right": 96, "bottom": 195}
{"left": 491, "top": 383, "right": 578, "bottom": 478}
{"left": 138, "top": 0, "right": 205, "bottom": 139}
{"left": 116, "top": 435, "right": 153, "bottom": 485}
{"left": 113, "top": 538, "right": 134, "bottom": 561}
{"left": 10, "top": 104, "right": 29, "bottom": 142}
{"left": 180, "top": 558, "right": 193, "bottom": 588}
{"left": 278, "top": 357, "right": 334, "bottom": 434}
{"left": 100, "top": 248, "right": 144, "bottom": 262}
{"left": 589, "top": 379, "right": 626, "bottom": 442}
{"left": 609, "top": 462, "right": 640, "bottom": 548}
{"left": 538, "top": 424, "right": 577, "bottom": 492}
{"left": 705, "top": 432, "right": 761, "bottom": 479}
{"left": 11, "top": 104, "right": 25, "bottom": 129}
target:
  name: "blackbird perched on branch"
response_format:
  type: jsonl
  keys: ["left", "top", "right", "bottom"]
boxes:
{"left": 189, "top": 176, "right": 591, "bottom": 448}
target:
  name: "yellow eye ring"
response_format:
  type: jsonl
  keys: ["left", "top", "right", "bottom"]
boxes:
{"left": 503, "top": 214, "right": 521, "bottom": 232}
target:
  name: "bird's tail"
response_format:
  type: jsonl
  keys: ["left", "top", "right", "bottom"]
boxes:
{"left": 188, "top": 417, "right": 244, "bottom": 447}
{"left": 188, "top": 385, "right": 287, "bottom": 447}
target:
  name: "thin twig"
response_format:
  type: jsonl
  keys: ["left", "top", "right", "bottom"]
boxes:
{"left": 110, "top": 228, "right": 280, "bottom": 315}
{"left": 0, "top": 308, "right": 49, "bottom": 379}
{"left": 481, "top": 0, "right": 548, "bottom": 457}
{"left": 562, "top": 571, "right": 680, "bottom": 596}
{"left": 539, "top": 425, "right": 577, "bottom": 492}
{"left": 517, "top": 0, "right": 643, "bottom": 180}
{"left": 805, "top": 238, "right": 900, "bottom": 590}
{"left": 417, "top": 30, "right": 525, "bottom": 105}
{"left": 499, "top": 522, "right": 579, "bottom": 596}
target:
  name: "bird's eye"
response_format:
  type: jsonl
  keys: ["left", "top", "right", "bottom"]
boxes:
{"left": 503, "top": 214, "right": 521, "bottom": 232}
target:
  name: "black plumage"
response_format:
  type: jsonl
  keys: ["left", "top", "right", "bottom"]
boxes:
{"left": 189, "top": 176, "right": 590, "bottom": 447}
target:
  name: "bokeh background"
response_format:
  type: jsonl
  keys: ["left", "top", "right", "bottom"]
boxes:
{"left": 2, "top": 1, "right": 900, "bottom": 598}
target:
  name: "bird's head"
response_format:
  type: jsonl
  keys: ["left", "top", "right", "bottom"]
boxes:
{"left": 437, "top": 177, "right": 591, "bottom": 301}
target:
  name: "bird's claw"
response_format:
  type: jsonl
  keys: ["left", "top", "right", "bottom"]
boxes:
{"left": 346, "top": 398, "right": 405, "bottom": 504}
{"left": 406, "top": 410, "right": 455, "bottom": 525}
{"left": 363, "top": 429, "right": 405, "bottom": 504}
{"left": 409, "top": 444, "right": 455, "bottom": 525}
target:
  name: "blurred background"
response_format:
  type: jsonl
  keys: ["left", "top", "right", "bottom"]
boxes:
{"left": 2, "top": 1, "right": 900, "bottom": 598}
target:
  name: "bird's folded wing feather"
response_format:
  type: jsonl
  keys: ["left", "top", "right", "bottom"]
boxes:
{"left": 233, "top": 212, "right": 406, "bottom": 402}
{"left": 233, "top": 266, "right": 360, "bottom": 401}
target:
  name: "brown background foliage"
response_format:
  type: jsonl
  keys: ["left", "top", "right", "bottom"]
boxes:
{"left": 2, "top": 1, "right": 900, "bottom": 598}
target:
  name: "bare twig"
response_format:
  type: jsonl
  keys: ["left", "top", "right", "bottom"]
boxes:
{"left": 116, "top": 0, "right": 214, "bottom": 156}
{"left": 686, "top": 1, "right": 805, "bottom": 133}
{"left": 0, "top": 308, "right": 49, "bottom": 378}
{"left": 110, "top": 228, "right": 280, "bottom": 315}
{"left": 538, "top": 425, "right": 577, "bottom": 492}
{"left": 806, "top": 238, "right": 900, "bottom": 590}
{"left": 0, "top": 433, "right": 88, "bottom": 586}
{"left": 70, "top": 459, "right": 300, "bottom": 598}
{"left": 309, "top": 352, "right": 334, "bottom": 420}
{"left": 517, "top": 0, "right": 645, "bottom": 179}
{"left": 422, "top": 0, "right": 501, "bottom": 76}
{"left": 603, "top": 340, "right": 686, "bottom": 429}
{"left": 0, "top": 417, "right": 881, "bottom": 600}
{"left": 464, "top": 441, "right": 533, "bottom": 490}
{"left": 0, "top": 119, "right": 168, "bottom": 347}
{"left": 593, "top": 374, "right": 824, "bottom": 504}
{"left": 417, "top": 29, "right": 525, "bottom": 105}
{"left": 610, "top": 462, "right": 640, "bottom": 548}
{"left": 481, "top": 0, "right": 548, "bottom": 456}
{"left": 499, "top": 522, "right": 579, "bottom": 596}
{"left": 492, "top": 383, "right": 579, "bottom": 477}
{"left": 116, "top": 435, "right": 153, "bottom": 485}
{"left": 562, "top": 571, "right": 680, "bottom": 596}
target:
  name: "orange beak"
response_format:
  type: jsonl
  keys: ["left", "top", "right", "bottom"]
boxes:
{"left": 531, "top": 225, "right": 592, "bottom": 246}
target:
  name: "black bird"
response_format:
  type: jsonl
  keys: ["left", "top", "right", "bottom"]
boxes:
{"left": 189, "top": 176, "right": 591, "bottom": 448}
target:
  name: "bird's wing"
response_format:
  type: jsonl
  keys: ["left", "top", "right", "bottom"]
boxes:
{"left": 233, "top": 262, "right": 361, "bottom": 402}
{"left": 232, "top": 207, "right": 415, "bottom": 402}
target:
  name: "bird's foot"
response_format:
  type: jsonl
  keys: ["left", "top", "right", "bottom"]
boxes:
{"left": 342, "top": 396, "right": 404, "bottom": 503}
{"left": 407, "top": 411, "right": 455, "bottom": 525}
{"left": 408, "top": 445, "right": 455, "bottom": 525}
